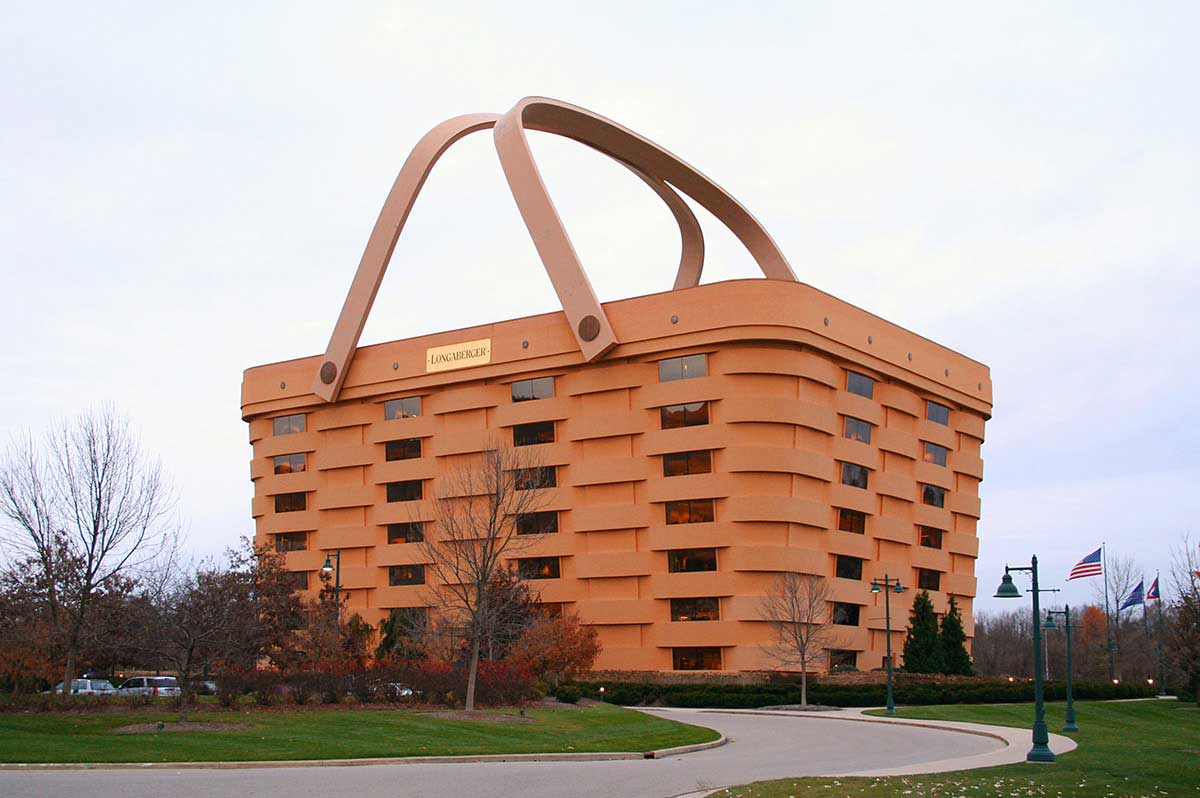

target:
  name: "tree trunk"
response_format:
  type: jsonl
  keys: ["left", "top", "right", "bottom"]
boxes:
{"left": 177, "top": 651, "right": 192, "bottom": 723}
{"left": 464, "top": 636, "right": 481, "bottom": 711}
{"left": 61, "top": 651, "right": 77, "bottom": 704}
{"left": 800, "top": 658, "right": 808, "bottom": 707}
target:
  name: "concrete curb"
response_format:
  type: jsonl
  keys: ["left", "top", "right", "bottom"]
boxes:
{"left": 0, "top": 734, "right": 728, "bottom": 771}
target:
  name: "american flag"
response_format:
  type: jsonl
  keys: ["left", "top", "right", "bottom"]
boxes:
{"left": 1068, "top": 547, "right": 1103, "bottom": 580}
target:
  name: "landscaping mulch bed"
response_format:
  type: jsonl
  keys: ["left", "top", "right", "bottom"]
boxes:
{"left": 111, "top": 722, "right": 253, "bottom": 734}
{"left": 418, "top": 710, "right": 532, "bottom": 723}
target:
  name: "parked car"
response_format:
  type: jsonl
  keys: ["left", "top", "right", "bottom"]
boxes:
{"left": 192, "top": 680, "right": 219, "bottom": 695}
{"left": 45, "top": 679, "right": 118, "bottom": 695}
{"left": 116, "top": 676, "right": 181, "bottom": 697}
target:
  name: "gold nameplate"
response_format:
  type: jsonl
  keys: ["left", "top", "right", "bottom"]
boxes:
{"left": 425, "top": 338, "right": 492, "bottom": 373}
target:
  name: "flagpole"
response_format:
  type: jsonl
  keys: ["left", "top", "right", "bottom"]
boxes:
{"left": 1155, "top": 571, "right": 1167, "bottom": 697}
{"left": 1102, "top": 542, "right": 1115, "bottom": 682}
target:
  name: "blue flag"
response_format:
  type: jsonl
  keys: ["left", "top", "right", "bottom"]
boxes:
{"left": 1119, "top": 580, "right": 1144, "bottom": 610}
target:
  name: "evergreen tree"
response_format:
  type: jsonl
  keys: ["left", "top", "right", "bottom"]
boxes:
{"left": 902, "top": 590, "right": 944, "bottom": 673}
{"left": 939, "top": 595, "right": 974, "bottom": 675}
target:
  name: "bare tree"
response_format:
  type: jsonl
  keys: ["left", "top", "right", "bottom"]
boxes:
{"left": 420, "top": 444, "right": 548, "bottom": 711}
{"left": 0, "top": 406, "right": 176, "bottom": 699}
{"left": 1091, "top": 553, "right": 1139, "bottom": 678}
{"left": 760, "top": 572, "right": 836, "bottom": 706}
{"left": 1167, "top": 534, "right": 1200, "bottom": 704}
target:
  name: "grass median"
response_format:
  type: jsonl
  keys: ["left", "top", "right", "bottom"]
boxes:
{"left": 0, "top": 701, "right": 719, "bottom": 764}
{"left": 708, "top": 699, "right": 1198, "bottom": 797}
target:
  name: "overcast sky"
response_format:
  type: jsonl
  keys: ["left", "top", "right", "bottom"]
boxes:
{"left": 2, "top": 3, "right": 1196, "bottom": 613}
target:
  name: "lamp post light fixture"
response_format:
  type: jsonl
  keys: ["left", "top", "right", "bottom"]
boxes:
{"left": 870, "top": 574, "right": 905, "bottom": 717}
{"left": 994, "top": 556, "right": 1055, "bottom": 763}
{"left": 320, "top": 549, "right": 342, "bottom": 626}
{"left": 1043, "top": 605, "right": 1079, "bottom": 733}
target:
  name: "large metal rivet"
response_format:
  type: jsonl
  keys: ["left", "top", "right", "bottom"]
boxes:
{"left": 978, "top": 382, "right": 983, "bottom": 391}
{"left": 319, "top": 361, "right": 337, "bottom": 384}
{"left": 522, "top": 340, "right": 529, "bottom": 349}
{"left": 945, "top": 368, "right": 950, "bottom": 377}
{"left": 907, "top": 353, "right": 913, "bottom": 361}
{"left": 393, "top": 362, "right": 399, "bottom": 370}
{"left": 868, "top": 336, "right": 873, "bottom": 344}
{"left": 823, "top": 317, "right": 830, "bottom": 327}
{"left": 578, "top": 315, "right": 601, "bottom": 342}
{"left": 671, "top": 315, "right": 679, "bottom": 324}
{"left": 279, "top": 382, "right": 286, "bottom": 390}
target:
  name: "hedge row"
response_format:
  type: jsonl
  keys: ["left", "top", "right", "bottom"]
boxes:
{"left": 572, "top": 680, "right": 1162, "bottom": 708}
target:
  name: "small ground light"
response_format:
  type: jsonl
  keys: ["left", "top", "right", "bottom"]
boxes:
{"left": 1147, "top": 679, "right": 1155, "bottom": 685}
{"left": 599, "top": 686, "right": 606, "bottom": 702}
{"left": 1113, "top": 679, "right": 1120, "bottom": 685}
{"left": 1008, "top": 676, "right": 1015, "bottom": 682}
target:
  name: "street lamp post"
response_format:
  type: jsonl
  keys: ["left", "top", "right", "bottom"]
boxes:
{"left": 994, "top": 556, "right": 1055, "bottom": 763}
{"left": 870, "top": 574, "right": 905, "bottom": 717}
{"left": 1044, "top": 605, "right": 1079, "bottom": 733}
{"left": 321, "top": 549, "right": 342, "bottom": 626}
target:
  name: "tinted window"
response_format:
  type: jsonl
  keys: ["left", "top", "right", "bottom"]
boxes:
{"left": 921, "top": 483, "right": 946, "bottom": 508}
{"left": 387, "top": 522, "right": 425, "bottom": 544}
{"left": 926, "top": 401, "right": 950, "bottom": 425}
{"left": 511, "top": 377, "right": 554, "bottom": 402}
{"left": 384, "top": 396, "right": 422, "bottom": 420}
{"left": 386, "top": 438, "right": 422, "bottom": 461}
{"left": 847, "top": 372, "right": 874, "bottom": 399}
{"left": 388, "top": 565, "right": 426, "bottom": 586}
{"left": 844, "top": 417, "right": 872, "bottom": 444}
{"left": 514, "top": 466, "right": 557, "bottom": 490}
{"left": 518, "top": 557, "right": 561, "bottom": 580}
{"left": 663, "top": 450, "right": 712, "bottom": 477}
{"left": 829, "top": 649, "right": 858, "bottom": 672}
{"left": 661, "top": 401, "right": 709, "bottom": 429}
{"left": 658, "top": 354, "right": 708, "bottom": 382}
{"left": 515, "top": 511, "right": 558, "bottom": 535}
{"left": 667, "top": 548, "right": 717, "bottom": 572}
{"left": 387, "top": 480, "right": 423, "bottom": 502}
{"left": 835, "top": 555, "right": 863, "bottom": 580}
{"left": 837, "top": 508, "right": 867, "bottom": 534}
{"left": 273, "top": 453, "right": 306, "bottom": 474}
{"left": 275, "top": 531, "right": 307, "bottom": 552}
{"left": 917, "top": 568, "right": 941, "bottom": 591}
{"left": 832, "top": 602, "right": 861, "bottom": 626}
{"left": 672, "top": 647, "right": 721, "bottom": 670}
{"left": 840, "top": 462, "right": 869, "bottom": 489}
{"left": 670, "top": 597, "right": 720, "bottom": 622}
{"left": 665, "top": 499, "right": 715, "bottom": 524}
{"left": 273, "top": 414, "right": 306, "bottom": 435}
{"left": 923, "top": 442, "right": 948, "bottom": 466}
{"left": 284, "top": 570, "right": 308, "bottom": 591}
{"left": 274, "top": 492, "right": 306, "bottom": 513}
{"left": 513, "top": 421, "right": 555, "bottom": 446}
{"left": 918, "top": 526, "right": 944, "bottom": 549}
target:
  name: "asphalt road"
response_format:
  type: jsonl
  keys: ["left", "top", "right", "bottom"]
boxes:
{"left": 0, "top": 709, "right": 1004, "bottom": 798}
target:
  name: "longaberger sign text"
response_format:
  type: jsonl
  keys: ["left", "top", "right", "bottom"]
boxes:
{"left": 425, "top": 338, "right": 492, "bottom": 373}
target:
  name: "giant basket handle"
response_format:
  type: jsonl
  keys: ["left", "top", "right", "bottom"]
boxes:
{"left": 313, "top": 97, "right": 795, "bottom": 402}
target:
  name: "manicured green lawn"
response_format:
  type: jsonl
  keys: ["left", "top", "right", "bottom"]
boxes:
{"left": 709, "top": 699, "right": 1199, "bottom": 797}
{"left": 0, "top": 702, "right": 718, "bottom": 763}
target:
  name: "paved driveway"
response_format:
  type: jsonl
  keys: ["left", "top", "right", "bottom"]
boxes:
{"left": 0, "top": 708, "right": 1024, "bottom": 798}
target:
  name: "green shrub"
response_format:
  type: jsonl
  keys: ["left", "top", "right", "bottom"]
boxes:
{"left": 555, "top": 685, "right": 582, "bottom": 704}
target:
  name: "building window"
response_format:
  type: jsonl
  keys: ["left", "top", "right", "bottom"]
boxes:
{"left": 663, "top": 450, "right": 713, "bottom": 477}
{"left": 513, "top": 421, "right": 555, "bottom": 446}
{"left": 386, "top": 438, "right": 422, "bottom": 461}
{"left": 926, "top": 400, "right": 950, "bottom": 425}
{"left": 384, "top": 396, "right": 422, "bottom": 420}
{"left": 387, "top": 480, "right": 423, "bottom": 502}
{"left": 272, "top": 414, "right": 306, "bottom": 435}
{"left": 843, "top": 417, "right": 872, "bottom": 444}
{"left": 917, "top": 568, "right": 942, "bottom": 591}
{"left": 667, "top": 548, "right": 717, "bottom": 573}
{"left": 922, "top": 442, "right": 949, "bottom": 466}
{"left": 283, "top": 570, "right": 309, "bottom": 591}
{"left": 515, "top": 511, "right": 558, "bottom": 535}
{"left": 273, "top": 453, "right": 306, "bottom": 474}
{"left": 921, "top": 483, "right": 946, "bottom": 508}
{"left": 670, "top": 597, "right": 720, "bottom": 622}
{"left": 661, "top": 401, "right": 709, "bottom": 429}
{"left": 673, "top": 647, "right": 721, "bottom": 670}
{"left": 658, "top": 354, "right": 707, "bottom": 382}
{"left": 665, "top": 499, "right": 715, "bottom": 524}
{"left": 832, "top": 602, "right": 862, "bottom": 626}
{"left": 386, "top": 606, "right": 428, "bottom": 639}
{"left": 835, "top": 555, "right": 864, "bottom": 581}
{"left": 846, "top": 371, "right": 874, "bottom": 399}
{"left": 837, "top": 508, "right": 867, "bottom": 534}
{"left": 388, "top": 564, "right": 426, "bottom": 586}
{"left": 514, "top": 466, "right": 557, "bottom": 490}
{"left": 274, "top": 532, "right": 307, "bottom": 552}
{"left": 840, "top": 462, "right": 869, "bottom": 489}
{"left": 511, "top": 377, "right": 554, "bottom": 402}
{"left": 918, "top": 526, "right": 944, "bottom": 549}
{"left": 387, "top": 522, "right": 425, "bottom": 544}
{"left": 518, "top": 557, "right": 561, "bottom": 580}
{"left": 829, "top": 649, "right": 858, "bottom": 672}
{"left": 274, "top": 492, "right": 306, "bottom": 513}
